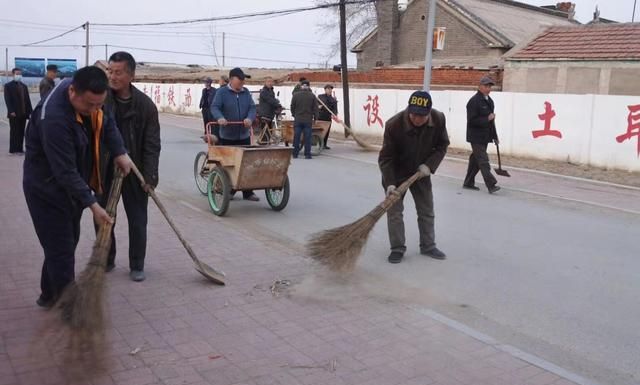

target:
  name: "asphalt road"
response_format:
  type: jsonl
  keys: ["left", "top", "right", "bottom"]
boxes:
{"left": 2, "top": 95, "right": 639, "bottom": 385}
{"left": 155, "top": 113, "right": 640, "bottom": 385}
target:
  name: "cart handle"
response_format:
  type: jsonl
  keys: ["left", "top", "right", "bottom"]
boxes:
{"left": 204, "top": 121, "right": 251, "bottom": 146}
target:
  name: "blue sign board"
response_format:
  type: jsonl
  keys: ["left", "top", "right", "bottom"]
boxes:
{"left": 14, "top": 57, "right": 45, "bottom": 77}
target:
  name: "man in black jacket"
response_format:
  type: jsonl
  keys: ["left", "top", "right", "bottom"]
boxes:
{"left": 463, "top": 76, "right": 500, "bottom": 193}
{"left": 39, "top": 64, "right": 58, "bottom": 99}
{"left": 317, "top": 84, "right": 337, "bottom": 150}
{"left": 199, "top": 77, "right": 215, "bottom": 134}
{"left": 102, "top": 51, "right": 161, "bottom": 282}
{"left": 4, "top": 68, "right": 33, "bottom": 154}
{"left": 379, "top": 91, "right": 449, "bottom": 264}
{"left": 290, "top": 80, "right": 318, "bottom": 159}
{"left": 257, "top": 76, "right": 282, "bottom": 143}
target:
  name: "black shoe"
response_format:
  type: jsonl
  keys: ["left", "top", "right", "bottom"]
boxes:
{"left": 36, "top": 295, "right": 55, "bottom": 309}
{"left": 488, "top": 185, "right": 501, "bottom": 194}
{"left": 323, "top": 146, "right": 331, "bottom": 150}
{"left": 244, "top": 194, "right": 260, "bottom": 202}
{"left": 130, "top": 270, "right": 146, "bottom": 282}
{"left": 106, "top": 263, "right": 116, "bottom": 272}
{"left": 388, "top": 251, "right": 404, "bottom": 264}
{"left": 305, "top": 156, "right": 312, "bottom": 159}
{"left": 463, "top": 184, "right": 480, "bottom": 191}
{"left": 421, "top": 247, "right": 446, "bottom": 260}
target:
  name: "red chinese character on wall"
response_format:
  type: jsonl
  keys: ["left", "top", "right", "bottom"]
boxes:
{"left": 167, "top": 86, "right": 176, "bottom": 107}
{"left": 184, "top": 88, "right": 192, "bottom": 107}
{"left": 616, "top": 104, "right": 640, "bottom": 157}
{"left": 154, "top": 85, "right": 161, "bottom": 104}
{"left": 532, "top": 101, "right": 562, "bottom": 139}
{"left": 363, "top": 95, "right": 383, "bottom": 128}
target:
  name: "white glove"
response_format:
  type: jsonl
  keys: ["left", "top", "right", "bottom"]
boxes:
{"left": 386, "top": 185, "right": 398, "bottom": 197}
{"left": 418, "top": 164, "right": 431, "bottom": 177}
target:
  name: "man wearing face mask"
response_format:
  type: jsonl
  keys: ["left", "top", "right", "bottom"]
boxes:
{"left": 379, "top": 91, "right": 449, "bottom": 264}
{"left": 4, "top": 68, "right": 33, "bottom": 155}
{"left": 101, "top": 51, "right": 161, "bottom": 282}
{"left": 23, "top": 66, "right": 133, "bottom": 308}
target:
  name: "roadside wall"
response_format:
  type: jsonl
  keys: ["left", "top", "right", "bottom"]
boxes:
{"left": 134, "top": 82, "right": 640, "bottom": 172}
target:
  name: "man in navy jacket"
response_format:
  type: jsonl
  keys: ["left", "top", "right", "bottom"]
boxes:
{"left": 211, "top": 67, "right": 259, "bottom": 201}
{"left": 23, "top": 66, "right": 133, "bottom": 308}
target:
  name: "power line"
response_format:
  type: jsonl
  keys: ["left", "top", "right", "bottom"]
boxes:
{"left": 20, "top": 24, "right": 85, "bottom": 46}
{"left": 92, "top": 0, "right": 374, "bottom": 27}
{"left": 108, "top": 44, "right": 326, "bottom": 66}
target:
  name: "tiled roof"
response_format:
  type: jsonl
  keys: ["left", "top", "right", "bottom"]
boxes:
{"left": 509, "top": 23, "right": 640, "bottom": 60}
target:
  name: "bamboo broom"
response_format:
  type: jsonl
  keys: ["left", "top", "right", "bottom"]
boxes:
{"left": 307, "top": 171, "right": 423, "bottom": 272}
{"left": 52, "top": 168, "right": 124, "bottom": 368}
{"left": 316, "top": 95, "right": 376, "bottom": 151}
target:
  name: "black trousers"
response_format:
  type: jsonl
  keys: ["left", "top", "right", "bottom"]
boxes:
{"left": 464, "top": 143, "right": 497, "bottom": 189}
{"left": 9, "top": 116, "right": 27, "bottom": 153}
{"left": 98, "top": 173, "right": 149, "bottom": 271}
{"left": 202, "top": 109, "right": 212, "bottom": 135}
{"left": 24, "top": 186, "right": 82, "bottom": 302}
{"left": 319, "top": 119, "right": 332, "bottom": 147}
{"left": 218, "top": 137, "right": 254, "bottom": 198}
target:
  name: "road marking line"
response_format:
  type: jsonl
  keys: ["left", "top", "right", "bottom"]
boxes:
{"left": 325, "top": 153, "right": 640, "bottom": 216}
{"left": 412, "top": 306, "right": 602, "bottom": 385}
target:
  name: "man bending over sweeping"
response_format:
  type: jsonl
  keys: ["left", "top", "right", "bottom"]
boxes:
{"left": 378, "top": 91, "right": 449, "bottom": 264}
{"left": 23, "top": 66, "right": 133, "bottom": 308}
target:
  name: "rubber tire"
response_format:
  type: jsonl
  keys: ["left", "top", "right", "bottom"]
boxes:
{"left": 207, "top": 166, "right": 231, "bottom": 216}
{"left": 311, "top": 134, "right": 323, "bottom": 156}
{"left": 194, "top": 151, "right": 209, "bottom": 195}
{"left": 265, "top": 175, "right": 290, "bottom": 211}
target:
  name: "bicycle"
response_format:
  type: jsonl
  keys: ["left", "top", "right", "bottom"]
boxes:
{"left": 255, "top": 109, "right": 286, "bottom": 146}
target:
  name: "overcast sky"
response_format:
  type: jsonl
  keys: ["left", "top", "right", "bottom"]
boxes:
{"left": 0, "top": 0, "right": 635, "bottom": 72}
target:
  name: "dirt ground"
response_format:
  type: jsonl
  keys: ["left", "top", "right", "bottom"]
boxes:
{"left": 331, "top": 132, "right": 640, "bottom": 188}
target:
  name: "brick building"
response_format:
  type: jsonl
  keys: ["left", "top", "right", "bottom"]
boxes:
{"left": 504, "top": 23, "right": 640, "bottom": 96}
{"left": 351, "top": 0, "right": 576, "bottom": 71}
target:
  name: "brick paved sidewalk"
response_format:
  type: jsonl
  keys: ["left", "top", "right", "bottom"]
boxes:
{"left": 0, "top": 131, "right": 583, "bottom": 385}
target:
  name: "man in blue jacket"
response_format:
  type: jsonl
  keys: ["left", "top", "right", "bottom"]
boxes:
{"left": 211, "top": 67, "right": 259, "bottom": 201}
{"left": 23, "top": 66, "right": 133, "bottom": 308}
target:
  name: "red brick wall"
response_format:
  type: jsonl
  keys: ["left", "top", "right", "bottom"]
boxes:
{"left": 288, "top": 68, "right": 503, "bottom": 88}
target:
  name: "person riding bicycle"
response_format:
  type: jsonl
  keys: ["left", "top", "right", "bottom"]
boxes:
{"left": 257, "top": 76, "right": 282, "bottom": 144}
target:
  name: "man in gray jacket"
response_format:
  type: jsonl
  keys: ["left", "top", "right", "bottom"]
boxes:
{"left": 290, "top": 80, "right": 318, "bottom": 159}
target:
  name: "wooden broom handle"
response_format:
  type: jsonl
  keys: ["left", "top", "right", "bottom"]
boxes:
{"left": 129, "top": 164, "right": 203, "bottom": 267}
{"left": 316, "top": 95, "right": 354, "bottom": 133}
{"left": 380, "top": 171, "right": 423, "bottom": 211}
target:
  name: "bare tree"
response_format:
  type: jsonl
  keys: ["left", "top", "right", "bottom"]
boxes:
{"left": 204, "top": 23, "right": 220, "bottom": 66}
{"left": 314, "top": 0, "right": 378, "bottom": 61}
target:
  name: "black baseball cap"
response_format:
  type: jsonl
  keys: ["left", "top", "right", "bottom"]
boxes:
{"left": 324, "top": 84, "right": 334, "bottom": 89}
{"left": 407, "top": 91, "right": 432, "bottom": 115}
{"left": 229, "top": 67, "right": 251, "bottom": 80}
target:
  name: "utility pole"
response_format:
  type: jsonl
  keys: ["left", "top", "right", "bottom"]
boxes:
{"left": 422, "top": 0, "right": 437, "bottom": 91}
{"left": 633, "top": 0, "right": 637, "bottom": 22}
{"left": 222, "top": 32, "right": 226, "bottom": 67}
{"left": 84, "top": 21, "right": 90, "bottom": 67}
{"left": 339, "top": 0, "right": 351, "bottom": 135}
{"left": 105, "top": 44, "right": 108, "bottom": 61}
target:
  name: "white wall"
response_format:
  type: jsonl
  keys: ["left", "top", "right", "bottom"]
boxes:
{"left": 134, "top": 82, "right": 640, "bottom": 172}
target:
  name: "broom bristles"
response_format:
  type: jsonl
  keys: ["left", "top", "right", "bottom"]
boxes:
{"left": 307, "top": 201, "right": 389, "bottom": 272}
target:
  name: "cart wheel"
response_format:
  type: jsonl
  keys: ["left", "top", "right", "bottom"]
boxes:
{"left": 311, "top": 134, "right": 323, "bottom": 156}
{"left": 265, "top": 175, "right": 290, "bottom": 211}
{"left": 207, "top": 166, "right": 231, "bottom": 216}
{"left": 194, "top": 151, "right": 209, "bottom": 195}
